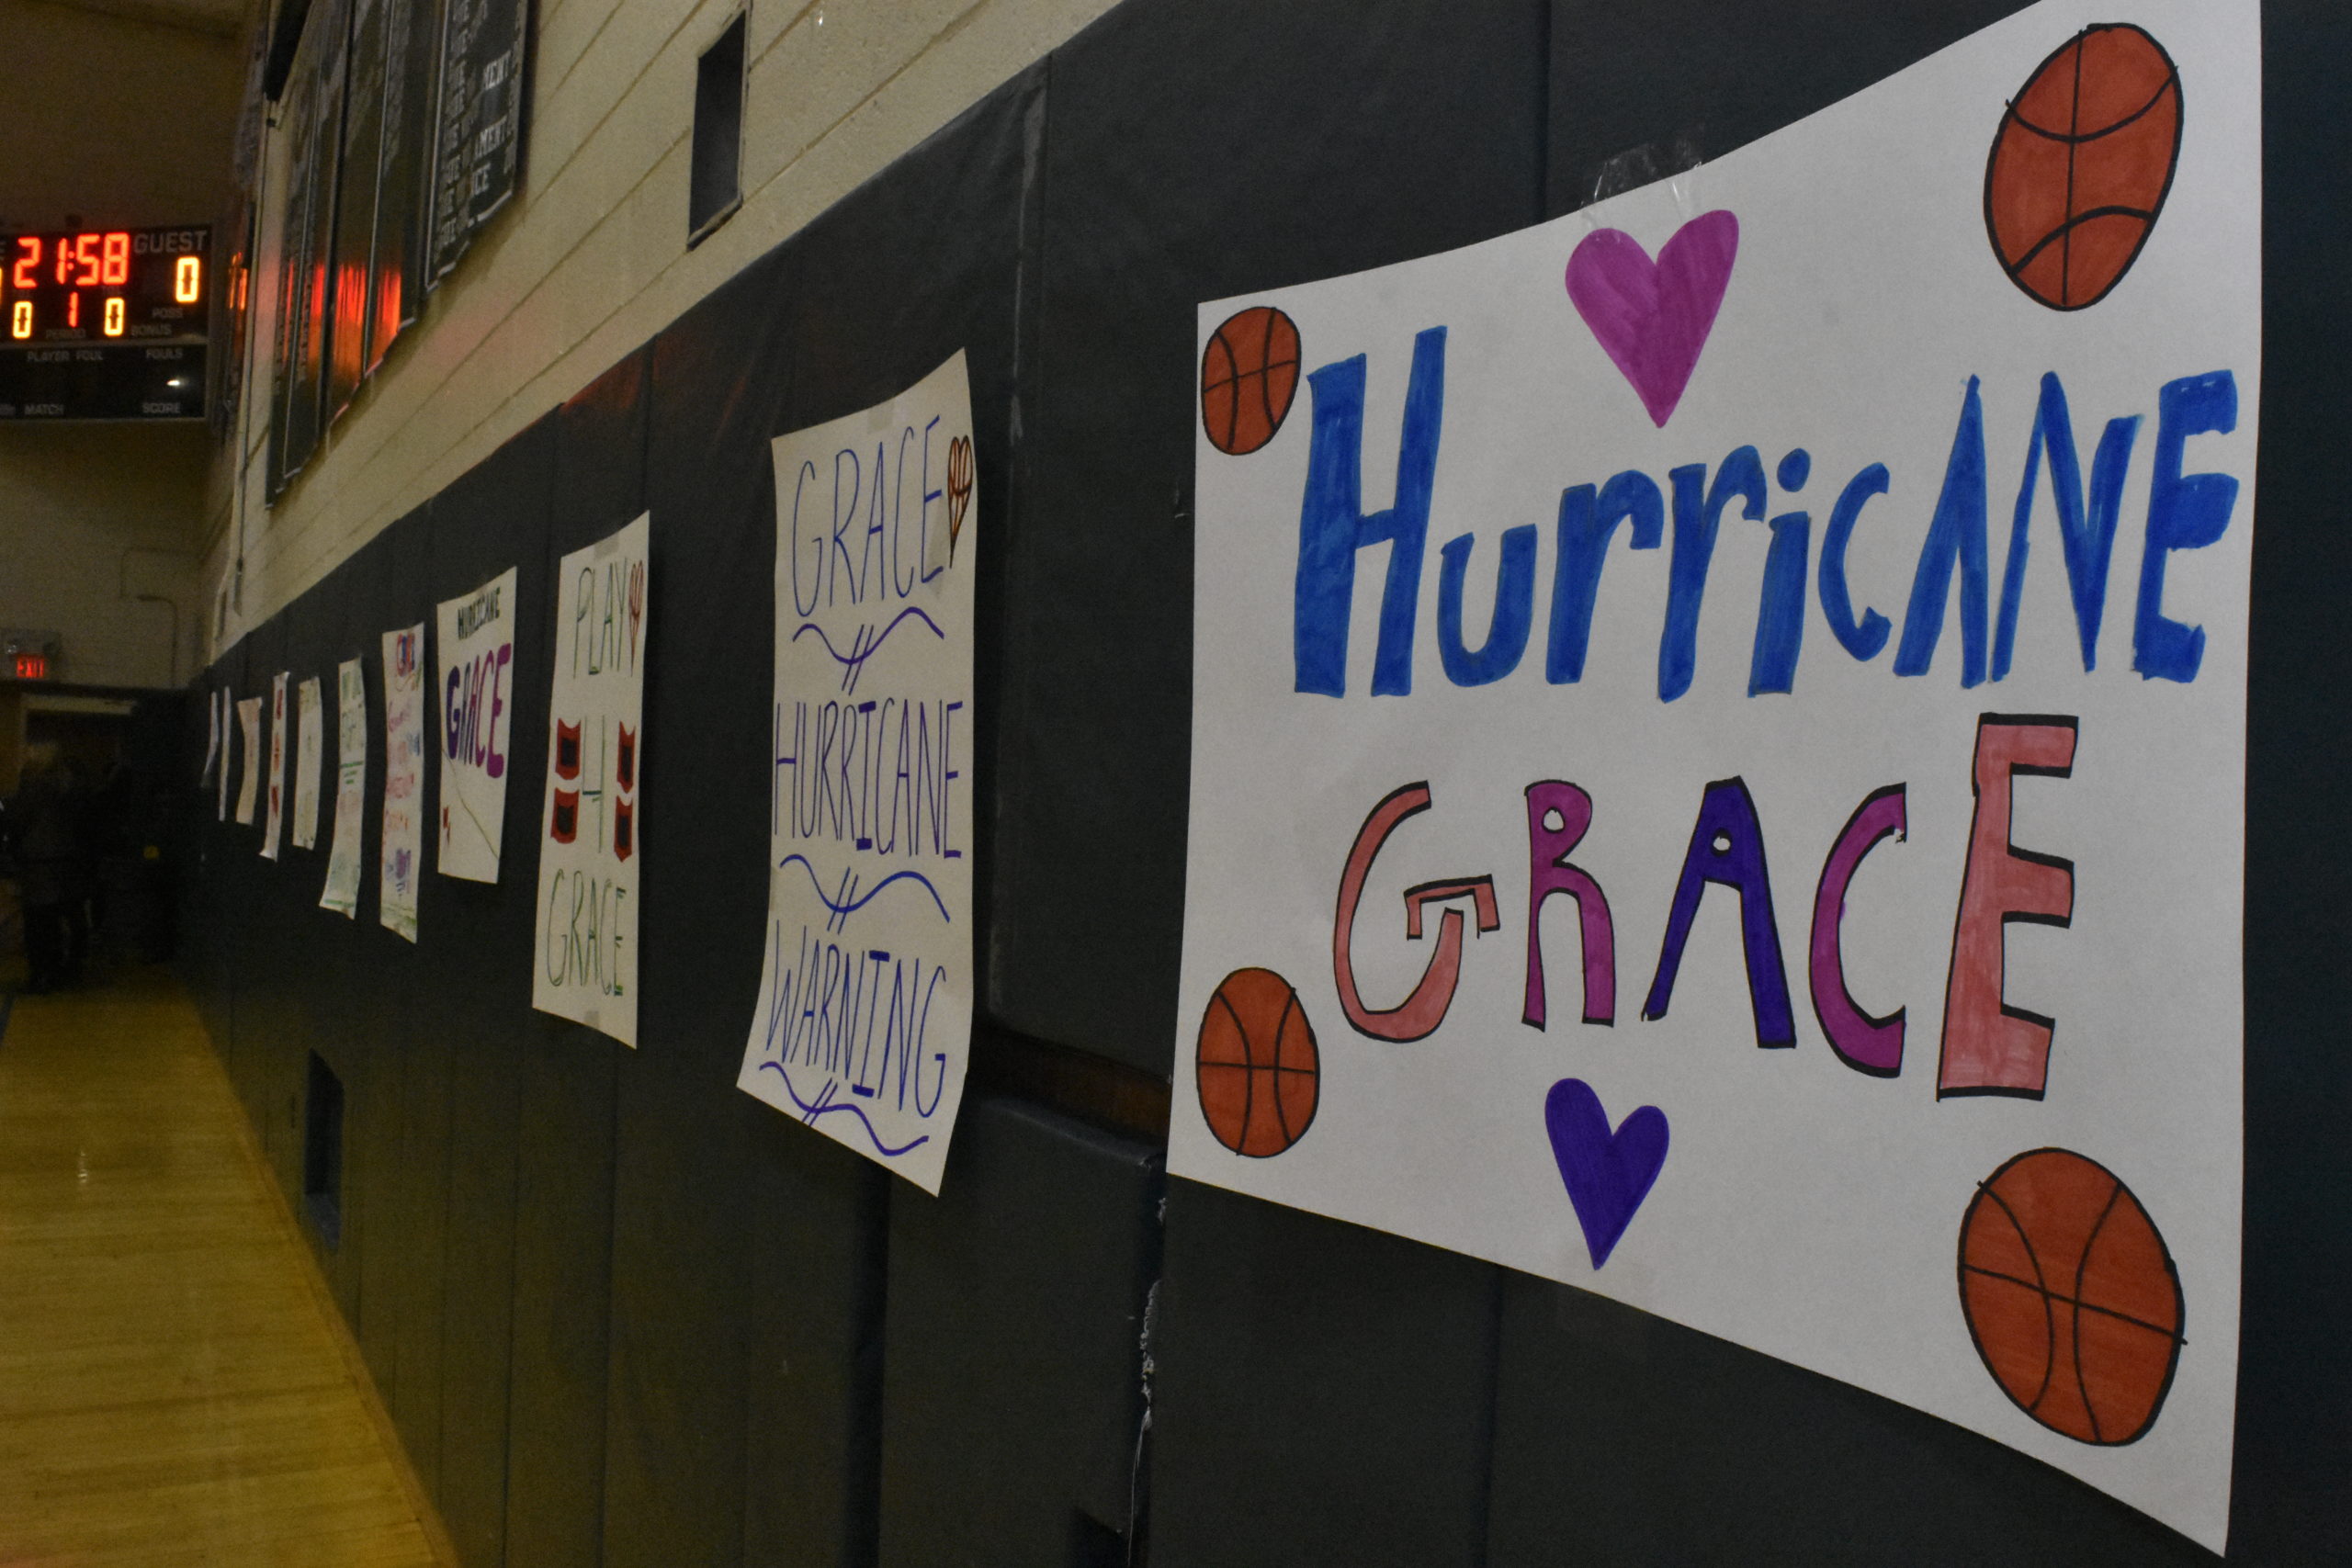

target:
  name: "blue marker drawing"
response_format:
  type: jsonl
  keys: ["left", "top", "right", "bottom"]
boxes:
{"left": 792, "top": 605, "right": 945, "bottom": 694}
{"left": 777, "top": 853, "right": 951, "bottom": 926}
{"left": 758, "top": 1062, "right": 931, "bottom": 1158}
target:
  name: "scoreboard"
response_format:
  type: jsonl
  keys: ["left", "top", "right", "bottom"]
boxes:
{"left": 0, "top": 225, "right": 209, "bottom": 421}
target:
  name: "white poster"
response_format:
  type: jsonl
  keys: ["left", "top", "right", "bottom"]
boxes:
{"left": 380, "top": 625, "right": 425, "bottom": 942}
{"left": 435, "top": 567, "right": 519, "bottom": 883}
{"left": 322, "top": 659, "right": 368, "bottom": 918}
{"left": 261, "top": 673, "right": 288, "bottom": 859}
{"left": 293, "top": 675, "right": 324, "bottom": 850}
{"left": 534, "top": 513, "right": 650, "bottom": 1045}
{"left": 233, "top": 697, "right": 262, "bottom": 826}
{"left": 1175, "top": 3, "right": 2253, "bottom": 1551}
{"left": 737, "top": 352, "right": 978, "bottom": 1192}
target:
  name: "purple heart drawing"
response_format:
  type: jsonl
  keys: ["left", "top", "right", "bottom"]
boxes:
{"left": 1544, "top": 1077, "right": 1669, "bottom": 1269}
{"left": 1565, "top": 209, "right": 1740, "bottom": 428}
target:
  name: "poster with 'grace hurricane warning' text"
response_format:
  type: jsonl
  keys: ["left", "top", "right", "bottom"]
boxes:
{"left": 1176, "top": 0, "right": 2256, "bottom": 1549}
{"left": 738, "top": 353, "right": 978, "bottom": 1193}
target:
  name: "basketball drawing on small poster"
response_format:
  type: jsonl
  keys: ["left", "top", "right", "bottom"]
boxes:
{"left": 1959, "top": 1148, "right": 2185, "bottom": 1446}
{"left": 1201, "top": 306, "right": 1302, "bottom": 456}
{"left": 1985, "top": 24, "right": 2184, "bottom": 310}
{"left": 1195, "top": 967, "right": 1320, "bottom": 1157}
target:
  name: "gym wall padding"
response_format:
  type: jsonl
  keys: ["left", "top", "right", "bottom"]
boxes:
{"left": 177, "top": 1, "right": 2349, "bottom": 1564}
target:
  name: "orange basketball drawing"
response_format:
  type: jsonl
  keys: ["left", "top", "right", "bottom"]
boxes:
{"left": 1201, "top": 306, "right": 1302, "bottom": 456}
{"left": 1984, "top": 24, "right": 2183, "bottom": 311}
{"left": 1195, "top": 967, "right": 1320, "bottom": 1156}
{"left": 1957, "top": 1148, "right": 2184, "bottom": 1445}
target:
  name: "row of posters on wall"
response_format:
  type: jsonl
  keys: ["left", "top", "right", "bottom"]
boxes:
{"left": 1172, "top": 0, "right": 2253, "bottom": 1550}
{"left": 205, "top": 0, "right": 2252, "bottom": 1540}
{"left": 202, "top": 354, "right": 979, "bottom": 1194}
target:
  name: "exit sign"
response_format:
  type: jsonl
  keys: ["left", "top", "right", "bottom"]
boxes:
{"left": 2, "top": 629, "right": 59, "bottom": 681}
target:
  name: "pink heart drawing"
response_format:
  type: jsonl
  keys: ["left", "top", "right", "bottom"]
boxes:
{"left": 1565, "top": 209, "right": 1740, "bottom": 428}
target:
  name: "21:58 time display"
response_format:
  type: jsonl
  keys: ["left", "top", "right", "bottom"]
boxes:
{"left": 0, "top": 226, "right": 210, "bottom": 344}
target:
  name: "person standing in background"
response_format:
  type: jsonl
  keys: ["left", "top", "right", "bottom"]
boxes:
{"left": 11, "top": 746, "right": 92, "bottom": 994}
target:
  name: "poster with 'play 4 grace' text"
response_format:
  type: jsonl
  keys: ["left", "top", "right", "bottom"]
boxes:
{"left": 535, "top": 514, "right": 648, "bottom": 1046}
{"left": 1175, "top": 0, "right": 2256, "bottom": 1549}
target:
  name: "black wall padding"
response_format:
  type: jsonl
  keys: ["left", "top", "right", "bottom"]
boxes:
{"left": 1485, "top": 1277, "right": 2206, "bottom": 1564}
{"left": 877, "top": 1096, "right": 1159, "bottom": 1565}
{"left": 2236, "top": 1, "right": 2352, "bottom": 1558}
{"left": 1544, "top": 0, "right": 2039, "bottom": 215}
{"left": 595, "top": 236, "right": 791, "bottom": 1568}
{"left": 1150, "top": 1179, "right": 1502, "bottom": 1568}
{"left": 503, "top": 348, "right": 647, "bottom": 1568}
{"left": 994, "top": 0, "right": 1551, "bottom": 1074}
{"left": 334, "top": 518, "right": 418, "bottom": 1409}
{"left": 425, "top": 413, "right": 558, "bottom": 1568}
{"left": 283, "top": 566, "right": 361, "bottom": 1321}
{"left": 370, "top": 503, "right": 448, "bottom": 1501}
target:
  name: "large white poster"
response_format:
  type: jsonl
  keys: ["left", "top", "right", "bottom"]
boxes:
{"left": 293, "top": 675, "right": 323, "bottom": 851}
{"left": 535, "top": 514, "right": 649, "bottom": 1045}
{"left": 380, "top": 625, "right": 425, "bottom": 942}
{"left": 435, "top": 566, "right": 519, "bottom": 883}
{"left": 1175, "top": 3, "right": 2254, "bottom": 1550}
{"left": 322, "top": 658, "right": 368, "bottom": 918}
{"left": 737, "top": 353, "right": 978, "bottom": 1193}
{"left": 233, "top": 697, "right": 261, "bottom": 826}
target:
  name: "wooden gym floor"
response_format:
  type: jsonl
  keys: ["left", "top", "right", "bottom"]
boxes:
{"left": 0, "top": 965, "right": 451, "bottom": 1567}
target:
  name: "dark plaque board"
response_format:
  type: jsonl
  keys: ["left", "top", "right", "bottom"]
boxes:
{"left": 0, "top": 343, "right": 206, "bottom": 421}
{"left": 328, "top": 0, "right": 391, "bottom": 416}
{"left": 266, "top": 34, "right": 315, "bottom": 498}
{"left": 427, "top": 0, "right": 528, "bottom": 282}
{"left": 292, "top": 0, "right": 351, "bottom": 454}
{"left": 371, "top": 0, "right": 440, "bottom": 364}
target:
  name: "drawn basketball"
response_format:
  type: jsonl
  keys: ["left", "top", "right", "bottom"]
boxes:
{"left": 1957, "top": 1148, "right": 2184, "bottom": 1444}
{"left": 1984, "top": 24, "right": 2182, "bottom": 310}
{"left": 1195, "top": 966, "right": 1319, "bottom": 1156}
{"left": 1201, "top": 306, "right": 1302, "bottom": 456}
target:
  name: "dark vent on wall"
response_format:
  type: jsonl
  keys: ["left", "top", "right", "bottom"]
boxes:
{"left": 689, "top": 12, "right": 748, "bottom": 244}
{"left": 303, "top": 1051, "right": 345, "bottom": 1249}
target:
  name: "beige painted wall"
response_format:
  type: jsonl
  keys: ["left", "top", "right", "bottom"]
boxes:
{"left": 0, "top": 423, "right": 209, "bottom": 686}
{"left": 207, "top": 0, "right": 1122, "bottom": 662}
{"left": 0, "top": 0, "right": 245, "bottom": 692}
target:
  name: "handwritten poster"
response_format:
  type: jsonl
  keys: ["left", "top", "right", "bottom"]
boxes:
{"left": 738, "top": 353, "right": 978, "bottom": 1192}
{"left": 380, "top": 624, "right": 425, "bottom": 941}
{"left": 1174, "top": 2, "right": 2254, "bottom": 1549}
{"left": 534, "top": 513, "right": 649, "bottom": 1045}
{"left": 234, "top": 697, "right": 262, "bottom": 825}
{"left": 293, "top": 676, "right": 324, "bottom": 850}
{"left": 322, "top": 658, "right": 368, "bottom": 917}
{"left": 435, "top": 566, "right": 518, "bottom": 882}
{"left": 262, "top": 673, "right": 289, "bottom": 858}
